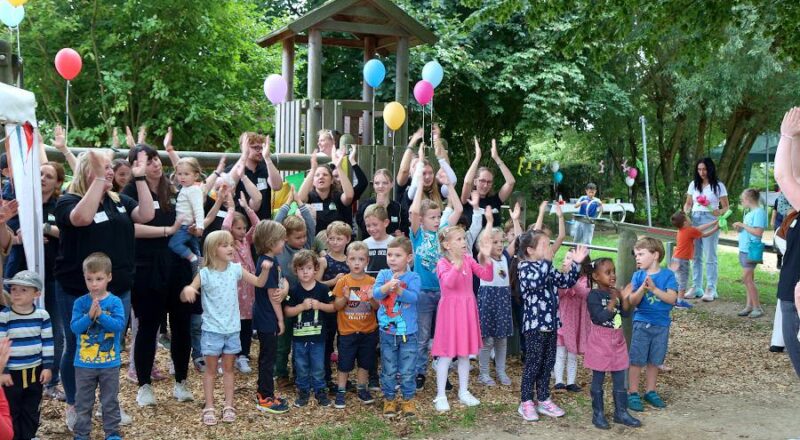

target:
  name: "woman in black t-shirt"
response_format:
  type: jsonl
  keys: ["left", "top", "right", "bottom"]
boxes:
{"left": 774, "top": 108, "right": 800, "bottom": 378}
{"left": 54, "top": 149, "right": 154, "bottom": 416}
{"left": 122, "top": 144, "right": 195, "bottom": 405}
{"left": 461, "top": 139, "right": 516, "bottom": 229}
{"left": 297, "top": 149, "right": 354, "bottom": 234}
{"left": 356, "top": 169, "right": 406, "bottom": 239}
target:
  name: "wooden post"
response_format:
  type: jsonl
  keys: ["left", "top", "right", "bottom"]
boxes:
{"left": 281, "top": 38, "right": 295, "bottom": 101}
{"left": 306, "top": 28, "right": 323, "bottom": 154}
{"left": 394, "top": 36, "right": 410, "bottom": 146}
{"left": 362, "top": 36, "right": 376, "bottom": 146}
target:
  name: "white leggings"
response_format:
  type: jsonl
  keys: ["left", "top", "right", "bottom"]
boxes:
{"left": 554, "top": 345, "right": 578, "bottom": 385}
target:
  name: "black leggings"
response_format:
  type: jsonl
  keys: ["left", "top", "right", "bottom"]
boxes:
{"left": 591, "top": 370, "right": 626, "bottom": 393}
{"left": 240, "top": 319, "right": 253, "bottom": 358}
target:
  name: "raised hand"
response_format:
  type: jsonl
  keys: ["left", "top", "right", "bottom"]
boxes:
{"left": 310, "top": 148, "right": 318, "bottom": 171}
{"left": 125, "top": 126, "right": 136, "bottom": 148}
{"left": 780, "top": 107, "right": 800, "bottom": 138}
{"left": 538, "top": 200, "right": 549, "bottom": 214}
{"left": 490, "top": 139, "right": 500, "bottom": 161}
{"left": 164, "top": 127, "right": 174, "bottom": 152}
{"left": 131, "top": 150, "right": 147, "bottom": 178}
{"left": 555, "top": 202, "right": 563, "bottom": 218}
{"left": 469, "top": 190, "right": 480, "bottom": 208}
{"left": 572, "top": 245, "right": 589, "bottom": 264}
{"left": 478, "top": 233, "right": 493, "bottom": 259}
{"left": 238, "top": 193, "right": 249, "bottom": 211}
{"left": 112, "top": 128, "right": 120, "bottom": 149}
{"left": 417, "top": 143, "right": 425, "bottom": 164}
{"left": 0, "top": 200, "right": 19, "bottom": 224}
{"left": 215, "top": 155, "right": 227, "bottom": 175}
{"left": 409, "top": 127, "right": 424, "bottom": 144}
{"left": 510, "top": 202, "right": 521, "bottom": 221}
{"left": 484, "top": 203, "right": 494, "bottom": 225}
{"left": 53, "top": 125, "right": 67, "bottom": 152}
{"left": 263, "top": 135, "right": 272, "bottom": 160}
{"left": 432, "top": 123, "right": 441, "bottom": 140}
{"left": 88, "top": 150, "right": 107, "bottom": 180}
{"left": 349, "top": 144, "right": 358, "bottom": 165}
{"left": 137, "top": 126, "right": 147, "bottom": 144}
{"left": 473, "top": 137, "right": 482, "bottom": 160}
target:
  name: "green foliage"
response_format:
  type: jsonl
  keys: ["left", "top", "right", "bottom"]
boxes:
{"left": 21, "top": 0, "right": 279, "bottom": 149}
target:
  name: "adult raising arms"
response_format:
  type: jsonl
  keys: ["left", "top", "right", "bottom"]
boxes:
{"left": 774, "top": 107, "right": 800, "bottom": 377}
{"left": 297, "top": 149, "right": 354, "bottom": 234}
{"left": 121, "top": 144, "right": 196, "bottom": 407}
{"left": 682, "top": 158, "right": 730, "bottom": 301}
{"left": 54, "top": 149, "right": 153, "bottom": 429}
{"left": 461, "top": 138, "right": 516, "bottom": 228}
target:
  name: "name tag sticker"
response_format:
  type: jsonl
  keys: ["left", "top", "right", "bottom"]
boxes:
{"left": 93, "top": 211, "right": 109, "bottom": 224}
{"left": 791, "top": 219, "right": 797, "bottom": 229}
{"left": 328, "top": 203, "right": 337, "bottom": 210}
{"left": 391, "top": 216, "right": 399, "bottom": 223}
{"left": 311, "top": 203, "right": 324, "bottom": 211}
{"left": 257, "top": 178, "right": 268, "bottom": 191}
{"left": 47, "top": 214, "right": 56, "bottom": 222}
{"left": 217, "top": 210, "right": 228, "bottom": 219}
{"left": 152, "top": 201, "right": 160, "bottom": 210}
{"left": 116, "top": 206, "right": 127, "bottom": 213}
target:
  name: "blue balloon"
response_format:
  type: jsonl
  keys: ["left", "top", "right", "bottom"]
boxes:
{"left": 363, "top": 59, "right": 386, "bottom": 88}
{"left": 0, "top": 2, "right": 24, "bottom": 28}
{"left": 554, "top": 171, "right": 564, "bottom": 184}
{"left": 422, "top": 61, "right": 444, "bottom": 88}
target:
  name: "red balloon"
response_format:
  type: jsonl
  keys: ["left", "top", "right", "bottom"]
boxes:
{"left": 54, "top": 48, "right": 82, "bottom": 81}
{"left": 413, "top": 80, "right": 434, "bottom": 106}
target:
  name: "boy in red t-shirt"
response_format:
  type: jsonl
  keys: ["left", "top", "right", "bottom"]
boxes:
{"left": 669, "top": 212, "right": 719, "bottom": 298}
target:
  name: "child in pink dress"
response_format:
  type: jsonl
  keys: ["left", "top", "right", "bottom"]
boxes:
{"left": 554, "top": 251, "right": 592, "bottom": 393}
{"left": 431, "top": 226, "right": 493, "bottom": 412}
{"left": 585, "top": 258, "right": 640, "bottom": 429}
{"left": 222, "top": 193, "right": 260, "bottom": 373}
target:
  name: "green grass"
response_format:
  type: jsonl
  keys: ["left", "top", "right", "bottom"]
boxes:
{"left": 565, "top": 233, "right": 780, "bottom": 305}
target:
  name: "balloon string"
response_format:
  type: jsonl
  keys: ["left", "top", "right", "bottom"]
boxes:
{"left": 65, "top": 81, "right": 70, "bottom": 148}
{"left": 371, "top": 93, "right": 375, "bottom": 147}
{"left": 15, "top": 26, "right": 20, "bottom": 61}
{"left": 430, "top": 96, "right": 434, "bottom": 147}
{"left": 421, "top": 104, "right": 425, "bottom": 145}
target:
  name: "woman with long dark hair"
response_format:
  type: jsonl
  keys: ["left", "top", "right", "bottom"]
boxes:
{"left": 682, "top": 158, "right": 729, "bottom": 301}
{"left": 774, "top": 107, "right": 800, "bottom": 377}
{"left": 121, "top": 144, "right": 195, "bottom": 407}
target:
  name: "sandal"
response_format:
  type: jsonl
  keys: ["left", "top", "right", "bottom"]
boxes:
{"left": 202, "top": 408, "right": 217, "bottom": 426}
{"left": 222, "top": 406, "right": 236, "bottom": 423}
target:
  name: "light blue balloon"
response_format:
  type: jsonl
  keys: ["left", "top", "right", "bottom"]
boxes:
{"left": 0, "top": 3, "right": 24, "bottom": 28}
{"left": 554, "top": 171, "right": 564, "bottom": 184}
{"left": 422, "top": 61, "right": 444, "bottom": 88}
{"left": 363, "top": 59, "right": 386, "bottom": 88}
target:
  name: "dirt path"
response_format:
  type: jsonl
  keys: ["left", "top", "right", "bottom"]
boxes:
{"left": 436, "top": 299, "right": 800, "bottom": 440}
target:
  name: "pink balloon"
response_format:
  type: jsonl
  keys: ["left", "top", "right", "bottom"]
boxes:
{"left": 54, "top": 48, "right": 82, "bottom": 81}
{"left": 413, "top": 80, "right": 434, "bottom": 106}
{"left": 628, "top": 168, "right": 638, "bottom": 179}
{"left": 263, "top": 74, "right": 288, "bottom": 105}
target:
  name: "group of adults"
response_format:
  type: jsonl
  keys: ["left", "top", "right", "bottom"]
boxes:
{"left": 0, "top": 123, "right": 519, "bottom": 429}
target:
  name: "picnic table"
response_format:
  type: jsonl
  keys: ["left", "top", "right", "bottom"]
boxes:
{"left": 549, "top": 201, "right": 635, "bottom": 223}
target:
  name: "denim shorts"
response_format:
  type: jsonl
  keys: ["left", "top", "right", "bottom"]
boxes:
{"left": 738, "top": 252, "right": 758, "bottom": 269}
{"left": 629, "top": 322, "right": 669, "bottom": 366}
{"left": 337, "top": 331, "right": 378, "bottom": 372}
{"left": 201, "top": 330, "right": 242, "bottom": 356}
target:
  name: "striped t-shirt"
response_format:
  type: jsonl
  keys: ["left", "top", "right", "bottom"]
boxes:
{"left": 0, "top": 306, "right": 54, "bottom": 371}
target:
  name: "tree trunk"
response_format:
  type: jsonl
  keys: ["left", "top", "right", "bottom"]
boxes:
{"left": 694, "top": 103, "right": 708, "bottom": 162}
{"left": 717, "top": 107, "right": 752, "bottom": 184}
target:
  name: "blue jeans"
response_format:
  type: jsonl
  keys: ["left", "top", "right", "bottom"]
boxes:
{"left": 43, "top": 278, "right": 64, "bottom": 388}
{"left": 190, "top": 313, "right": 203, "bottom": 361}
{"left": 380, "top": 332, "right": 417, "bottom": 400}
{"left": 168, "top": 225, "right": 200, "bottom": 260}
{"left": 415, "top": 289, "right": 439, "bottom": 376}
{"left": 691, "top": 211, "right": 719, "bottom": 294}
{"left": 57, "top": 281, "right": 130, "bottom": 405}
{"left": 292, "top": 339, "right": 325, "bottom": 393}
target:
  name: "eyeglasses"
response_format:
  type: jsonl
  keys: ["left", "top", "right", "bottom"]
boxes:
{"left": 477, "top": 179, "right": 493, "bottom": 184}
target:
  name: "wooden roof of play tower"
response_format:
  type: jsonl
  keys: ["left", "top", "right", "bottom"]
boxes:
{"left": 257, "top": 0, "right": 437, "bottom": 52}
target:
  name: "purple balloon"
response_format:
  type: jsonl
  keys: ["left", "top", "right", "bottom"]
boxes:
{"left": 413, "top": 80, "right": 434, "bottom": 106}
{"left": 263, "top": 74, "right": 288, "bottom": 105}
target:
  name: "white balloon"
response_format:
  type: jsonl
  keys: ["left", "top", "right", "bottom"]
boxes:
{"left": 625, "top": 176, "right": 635, "bottom": 187}
{"left": 0, "top": 3, "right": 24, "bottom": 28}
{"left": 551, "top": 161, "right": 560, "bottom": 173}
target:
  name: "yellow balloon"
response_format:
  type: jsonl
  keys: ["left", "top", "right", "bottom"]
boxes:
{"left": 8, "top": 0, "right": 28, "bottom": 6}
{"left": 383, "top": 102, "right": 406, "bottom": 131}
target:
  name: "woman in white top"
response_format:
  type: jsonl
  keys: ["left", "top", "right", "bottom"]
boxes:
{"left": 682, "top": 158, "right": 730, "bottom": 301}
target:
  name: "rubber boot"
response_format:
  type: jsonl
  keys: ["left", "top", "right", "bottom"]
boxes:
{"left": 613, "top": 390, "right": 642, "bottom": 427}
{"left": 591, "top": 390, "right": 610, "bottom": 429}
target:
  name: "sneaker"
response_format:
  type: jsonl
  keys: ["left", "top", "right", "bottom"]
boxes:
{"left": 65, "top": 405, "right": 77, "bottom": 432}
{"left": 400, "top": 398, "right": 416, "bottom": 417}
{"left": 498, "top": 374, "right": 512, "bottom": 386}
{"left": 478, "top": 374, "right": 496, "bottom": 386}
{"left": 458, "top": 391, "right": 480, "bottom": 407}
{"left": 383, "top": 399, "right": 398, "bottom": 417}
{"left": 94, "top": 406, "right": 132, "bottom": 425}
{"left": 106, "top": 436, "right": 123, "bottom": 440}
{"left": 136, "top": 384, "right": 157, "bottom": 407}
{"left": 553, "top": 383, "right": 567, "bottom": 393}
{"left": 193, "top": 358, "right": 206, "bottom": 373}
{"left": 368, "top": 377, "right": 380, "bottom": 392}
{"left": 769, "top": 345, "right": 785, "bottom": 353}
{"left": 643, "top": 390, "right": 666, "bottom": 408}
{"left": 173, "top": 380, "right": 194, "bottom": 402}
{"left": 315, "top": 390, "right": 331, "bottom": 407}
{"left": 236, "top": 356, "right": 252, "bottom": 374}
{"left": 628, "top": 392, "right": 644, "bottom": 412}
{"left": 737, "top": 307, "right": 753, "bottom": 317}
{"left": 701, "top": 291, "right": 715, "bottom": 302}
{"left": 566, "top": 384, "right": 582, "bottom": 393}
{"left": 294, "top": 391, "right": 310, "bottom": 407}
{"left": 518, "top": 400, "right": 539, "bottom": 421}
{"left": 415, "top": 374, "right": 426, "bottom": 391}
{"left": 334, "top": 390, "right": 346, "bottom": 409}
{"left": 675, "top": 299, "right": 694, "bottom": 309}
{"left": 44, "top": 385, "right": 66, "bottom": 401}
{"left": 433, "top": 396, "right": 450, "bottom": 412}
{"left": 256, "top": 393, "right": 290, "bottom": 414}
{"left": 536, "top": 399, "right": 565, "bottom": 418}
{"left": 125, "top": 369, "right": 138, "bottom": 384}
{"left": 748, "top": 308, "right": 764, "bottom": 319}
{"left": 357, "top": 388, "right": 375, "bottom": 405}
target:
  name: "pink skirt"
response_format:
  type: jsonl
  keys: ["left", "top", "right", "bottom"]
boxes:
{"left": 583, "top": 325, "right": 628, "bottom": 372}
{"left": 431, "top": 294, "right": 483, "bottom": 357}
